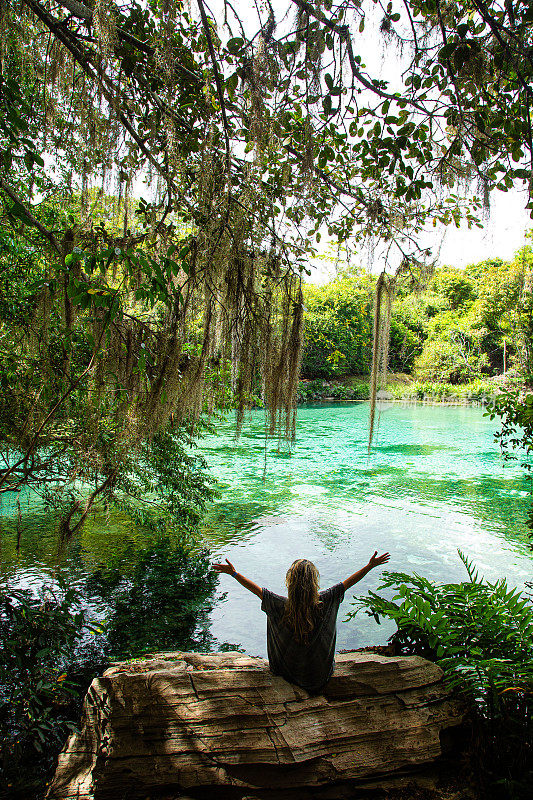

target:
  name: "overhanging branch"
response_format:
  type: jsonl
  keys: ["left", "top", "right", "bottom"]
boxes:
{"left": 56, "top": 0, "right": 203, "bottom": 81}
{"left": 0, "top": 178, "right": 62, "bottom": 255}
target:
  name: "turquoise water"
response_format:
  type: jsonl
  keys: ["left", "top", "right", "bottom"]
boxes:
{"left": 200, "top": 402, "right": 532, "bottom": 655}
{"left": 1, "top": 402, "right": 532, "bottom": 656}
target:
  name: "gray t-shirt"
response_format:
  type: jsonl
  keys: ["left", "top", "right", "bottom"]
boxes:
{"left": 261, "top": 582, "right": 345, "bottom": 694}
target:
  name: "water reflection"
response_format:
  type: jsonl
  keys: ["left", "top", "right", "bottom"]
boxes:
{"left": 1, "top": 402, "right": 532, "bottom": 658}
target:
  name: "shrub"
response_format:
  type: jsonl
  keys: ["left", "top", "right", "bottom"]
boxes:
{"left": 297, "top": 379, "right": 330, "bottom": 401}
{"left": 327, "top": 383, "right": 370, "bottom": 400}
{"left": 327, "top": 383, "right": 356, "bottom": 400}
{"left": 301, "top": 298, "right": 372, "bottom": 379}
{"left": 388, "top": 318, "right": 423, "bottom": 373}
{"left": 348, "top": 552, "right": 533, "bottom": 798}
{"left": 297, "top": 380, "right": 370, "bottom": 402}
{"left": 487, "top": 387, "right": 533, "bottom": 535}
{"left": 301, "top": 278, "right": 423, "bottom": 380}
{"left": 414, "top": 333, "right": 490, "bottom": 384}
{"left": 431, "top": 268, "right": 476, "bottom": 310}
{"left": 391, "top": 379, "right": 497, "bottom": 402}
{"left": 0, "top": 582, "right": 106, "bottom": 799}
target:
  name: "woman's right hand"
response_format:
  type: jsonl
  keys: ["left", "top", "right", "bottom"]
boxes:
{"left": 212, "top": 557, "right": 236, "bottom": 575}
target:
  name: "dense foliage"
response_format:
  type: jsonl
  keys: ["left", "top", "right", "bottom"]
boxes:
{"left": 301, "top": 244, "right": 533, "bottom": 386}
{"left": 412, "top": 251, "right": 533, "bottom": 383}
{"left": 349, "top": 552, "right": 533, "bottom": 799}
{"left": 0, "top": 225, "right": 217, "bottom": 538}
{"left": 0, "top": 584, "right": 104, "bottom": 799}
{"left": 2, "top": 0, "right": 533, "bottom": 485}
{"left": 489, "top": 389, "right": 533, "bottom": 472}
{"left": 487, "top": 387, "right": 533, "bottom": 534}
{"left": 2, "top": 2, "right": 533, "bottom": 797}
{"left": 0, "top": 534, "right": 220, "bottom": 800}
{"left": 301, "top": 273, "right": 421, "bottom": 379}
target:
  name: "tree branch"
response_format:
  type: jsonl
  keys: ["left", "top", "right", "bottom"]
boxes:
{"left": 196, "top": 0, "right": 232, "bottom": 178}
{"left": 0, "top": 178, "right": 62, "bottom": 255}
{"left": 289, "top": 0, "right": 427, "bottom": 112}
{"left": 56, "top": 0, "right": 203, "bottom": 81}
{"left": 21, "top": 0, "right": 176, "bottom": 193}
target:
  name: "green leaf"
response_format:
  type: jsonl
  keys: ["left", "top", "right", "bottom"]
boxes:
{"left": 9, "top": 202, "right": 32, "bottom": 224}
{"left": 227, "top": 37, "right": 244, "bottom": 54}
{"left": 24, "top": 151, "right": 35, "bottom": 171}
{"left": 438, "top": 43, "right": 456, "bottom": 61}
{"left": 226, "top": 72, "right": 239, "bottom": 95}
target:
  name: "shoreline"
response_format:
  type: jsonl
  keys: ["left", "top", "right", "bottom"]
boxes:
{"left": 303, "top": 397, "right": 491, "bottom": 405}
{"left": 297, "top": 373, "right": 527, "bottom": 406}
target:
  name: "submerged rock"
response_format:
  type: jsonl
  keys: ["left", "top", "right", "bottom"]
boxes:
{"left": 47, "top": 650, "right": 464, "bottom": 800}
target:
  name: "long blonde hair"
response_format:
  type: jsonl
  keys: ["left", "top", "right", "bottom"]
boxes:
{"left": 281, "top": 559, "right": 322, "bottom": 643}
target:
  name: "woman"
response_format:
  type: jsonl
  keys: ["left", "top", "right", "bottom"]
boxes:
{"left": 212, "top": 550, "right": 390, "bottom": 695}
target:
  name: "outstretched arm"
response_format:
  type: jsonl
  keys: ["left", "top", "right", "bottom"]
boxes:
{"left": 342, "top": 551, "right": 390, "bottom": 592}
{"left": 212, "top": 558, "right": 263, "bottom": 599}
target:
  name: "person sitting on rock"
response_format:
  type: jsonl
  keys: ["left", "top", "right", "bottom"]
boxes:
{"left": 212, "top": 551, "right": 390, "bottom": 695}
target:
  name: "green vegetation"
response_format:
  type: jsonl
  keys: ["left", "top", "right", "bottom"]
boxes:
{"left": 300, "top": 245, "right": 533, "bottom": 400}
{"left": 301, "top": 274, "right": 420, "bottom": 380}
{"left": 0, "top": 218, "right": 219, "bottom": 538}
{"left": 488, "top": 389, "right": 533, "bottom": 475}
{"left": 2, "top": 2, "right": 533, "bottom": 798}
{"left": 349, "top": 552, "right": 533, "bottom": 799}
{"left": 487, "top": 387, "right": 533, "bottom": 533}
{"left": 391, "top": 379, "right": 500, "bottom": 402}
{"left": 0, "top": 534, "right": 220, "bottom": 800}
{"left": 3, "top": 0, "right": 533, "bottom": 470}
{"left": 0, "top": 583, "right": 104, "bottom": 798}
{"left": 298, "top": 376, "right": 500, "bottom": 403}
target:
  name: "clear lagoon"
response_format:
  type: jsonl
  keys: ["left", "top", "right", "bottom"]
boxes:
{"left": 1, "top": 402, "right": 532, "bottom": 656}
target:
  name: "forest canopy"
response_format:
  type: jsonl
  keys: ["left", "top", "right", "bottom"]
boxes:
{"left": 2, "top": 0, "right": 533, "bottom": 525}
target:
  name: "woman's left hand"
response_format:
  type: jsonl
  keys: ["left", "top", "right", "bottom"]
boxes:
{"left": 368, "top": 551, "right": 391, "bottom": 569}
{"left": 212, "top": 557, "right": 236, "bottom": 575}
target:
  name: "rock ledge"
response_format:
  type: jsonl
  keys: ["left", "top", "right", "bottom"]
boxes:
{"left": 47, "top": 650, "right": 464, "bottom": 799}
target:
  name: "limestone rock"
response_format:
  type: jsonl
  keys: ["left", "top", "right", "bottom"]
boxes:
{"left": 47, "top": 650, "right": 464, "bottom": 800}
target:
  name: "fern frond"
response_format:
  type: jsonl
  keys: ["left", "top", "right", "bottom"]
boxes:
{"left": 458, "top": 548, "right": 480, "bottom": 583}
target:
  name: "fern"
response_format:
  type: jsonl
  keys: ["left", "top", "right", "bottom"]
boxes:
{"left": 458, "top": 548, "right": 480, "bottom": 582}
{"left": 347, "top": 550, "right": 533, "bottom": 797}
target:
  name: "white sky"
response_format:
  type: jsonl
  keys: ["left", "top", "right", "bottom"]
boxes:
{"left": 435, "top": 190, "right": 532, "bottom": 268}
